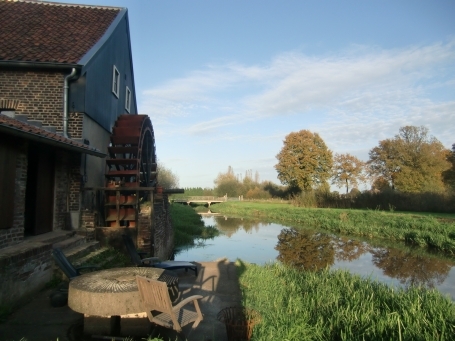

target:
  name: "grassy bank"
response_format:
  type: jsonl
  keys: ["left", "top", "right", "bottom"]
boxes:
{"left": 211, "top": 202, "right": 455, "bottom": 256}
{"left": 237, "top": 261, "right": 455, "bottom": 341}
{"left": 170, "top": 203, "right": 219, "bottom": 247}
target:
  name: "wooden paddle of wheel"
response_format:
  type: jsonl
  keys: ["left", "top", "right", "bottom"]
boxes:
{"left": 105, "top": 115, "right": 157, "bottom": 227}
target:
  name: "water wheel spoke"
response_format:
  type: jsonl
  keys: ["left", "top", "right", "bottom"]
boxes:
{"left": 105, "top": 115, "right": 156, "bottom": 227}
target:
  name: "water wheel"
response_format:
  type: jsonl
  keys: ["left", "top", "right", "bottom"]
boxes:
{"left": 104, "top": 114, "right": 157, "bottom": 227}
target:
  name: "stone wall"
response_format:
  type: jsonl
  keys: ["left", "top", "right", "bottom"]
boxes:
{"left": 93, "top": 195, "right": 174, "bottom": 261}
{"left": 0, "top": 243, "right": 53, "bottom": 308}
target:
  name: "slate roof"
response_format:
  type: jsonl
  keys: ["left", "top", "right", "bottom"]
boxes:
{"left": 0, "top": 0, "right": 121, "bottom": 64}
{"left": 0, "top": 113, "right": 105, "bottom": 157}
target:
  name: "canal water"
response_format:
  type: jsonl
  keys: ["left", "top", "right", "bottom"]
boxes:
{"left": 174, "top": 214, "right": 455, "bottom": 300}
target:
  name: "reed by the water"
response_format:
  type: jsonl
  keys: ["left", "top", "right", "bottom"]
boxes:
{"left": 170, "top": 203, "right": 219, "bottom": 247}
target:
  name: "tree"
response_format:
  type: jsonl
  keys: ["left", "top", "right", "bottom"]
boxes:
{"left": 331, "top": 153, "right": 366, "bottom": 194}
{"left": 442, "top": 143, "right": 455, "bottom": 191}
{"left": 275, "top": 130, "right": 333, "bottom": 191}
{"left": 214, "top": 166, "right": 242, "bottom": 197}
{"left": 157, "top": 162, "right": 179, "bottom": 189}
{"left": 368, "top": 139, "right": 402, "bottom": 190}
{"left": 368, "top": 126, "right": 451, "bottom": 193}
{"left": 371, "top": 176, "right": 392, "bottom": 192}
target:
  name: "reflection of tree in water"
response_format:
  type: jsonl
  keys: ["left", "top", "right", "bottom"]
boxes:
{"left": 371, "top": 248, "right": 453, "bottom": 288}
{"left": 276, "top": 228, "right": 369, "bottom": 271}
{"left": 276, "top": 228, "right": 335, "bottom": 271}
{"left": 214, "top": 217, "right": 264, "bottom": 237}
{"left": 333, "top": 236, "right": 370, "bottom": 262}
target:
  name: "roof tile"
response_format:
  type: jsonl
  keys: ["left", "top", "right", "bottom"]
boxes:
{"left": 0, "top": 0, "right": 121, "bottom": 64}
{"left": 0, "top": 113, "right": 104, "bottom": 155}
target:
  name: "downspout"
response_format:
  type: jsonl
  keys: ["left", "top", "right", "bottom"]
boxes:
{"left": 63, "top": 68, "right": 78, "bottom": 138}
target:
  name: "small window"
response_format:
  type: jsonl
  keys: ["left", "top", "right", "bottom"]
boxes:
{"left": 125, "top": 86, "right": 131, "bottom": 112}
{"left": 112, "top": 65, "right": 120, "bottom": 97}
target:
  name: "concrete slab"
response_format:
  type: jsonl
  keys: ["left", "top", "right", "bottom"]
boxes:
{"left": 0, "top": 259, "right": 242, "bottom": 341}
{"left": 0, "top": 287, "right": 83, "bottom": 341}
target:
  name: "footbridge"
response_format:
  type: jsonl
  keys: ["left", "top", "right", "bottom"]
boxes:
{"left": 172, "top": 196, "right": 240, "bottom": 207}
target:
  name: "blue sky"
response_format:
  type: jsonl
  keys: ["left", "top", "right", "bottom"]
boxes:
{"left": 58, "top": 0, "right": 454, "bottom": 189}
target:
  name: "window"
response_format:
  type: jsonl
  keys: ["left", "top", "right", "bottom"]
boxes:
{"left": 125, "top": 86, "right": 131, "bottom": 113}
{"left": 112, "top": 65, "right": 120, "bottom": 97}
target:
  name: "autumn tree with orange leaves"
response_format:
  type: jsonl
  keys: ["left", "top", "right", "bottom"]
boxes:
{"left": 275, "top": 130, "right": 333, "bottom": 192}
{"left": 331, "top": 153, "right": 366, "bottom": 194}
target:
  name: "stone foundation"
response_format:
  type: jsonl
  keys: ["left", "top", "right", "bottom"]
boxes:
{"left": 0, "top": 243, "right": 53, "bottom": 308}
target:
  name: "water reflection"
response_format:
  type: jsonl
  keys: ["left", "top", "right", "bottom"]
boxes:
{"left": 371, "top": 248, "right": 452, "bottom": 288}
{"left": 214, "top": 216, "right": 263, "bottom": 236}
{"left": 175, "top": 215, "right": 455, "bottom": 299}
{"left": 276, "top": 227, "right": 453, "bottom": 290}
{"left": 276, "top": 228, "right": 335, "bottom": 270}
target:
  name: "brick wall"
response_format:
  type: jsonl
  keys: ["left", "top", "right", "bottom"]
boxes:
{"left": 68, "top": 152, "right": 82, "bottom": 212}
{"left": 137, "top": 205, "right": 152, "bottom": 254}
{"left": 0, "top": 69, "right": 64, "bottom": 127}
{"left": 69, "top": 112, "right": 83, "bottom": 139}
{"left": 0, "top": 141, "right": 27, "bottom": 249}
{"left": 81, "top": 211, "right": 96, "bottom": 229}
{"left": 52, "top": 146, "right": 83, "bottom": 231}
{"left": 54, "top": 150, "right": 83, "bottom": 230}
{"left": 0, "top": 69, "right": 83, "bottom": 139}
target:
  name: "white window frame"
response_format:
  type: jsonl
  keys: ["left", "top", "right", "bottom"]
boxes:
{"left": 112, "top": 65, "right": 120, "bottom": 98}
{"left": 125, "top": 86, "right": 131, "bottom": 113}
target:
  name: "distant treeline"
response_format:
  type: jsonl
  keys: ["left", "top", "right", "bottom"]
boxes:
{"left": 172, "top": 187, "right": 216, "bottom": 198}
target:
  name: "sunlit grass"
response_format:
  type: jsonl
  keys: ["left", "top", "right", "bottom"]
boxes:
{"left": 237, "top": 260, "right": 455, "bottom": 341}
{"left": 211, "top": 202, "right": 455, "bottom": 256}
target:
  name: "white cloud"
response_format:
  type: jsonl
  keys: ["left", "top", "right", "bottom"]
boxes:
{"left": 141, "top": 40, "right": 455, "bottom": 187}
{"left": 141, "top": 39, "right": 454, "bottom": 135}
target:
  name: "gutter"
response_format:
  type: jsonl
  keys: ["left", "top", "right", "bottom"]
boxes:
{"left": 63, "top": 68, "right": 78, "bottom": 138}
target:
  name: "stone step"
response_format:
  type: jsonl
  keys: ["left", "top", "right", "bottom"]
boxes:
{"left": 75, "top": 228, "right": 96, "bottom": 242}
{"left": 53, "top": 234, "right": 86, "bottom": 252}
{"left": 52, "top": 240, "right": 101, "bottom": 280}
{"left": 63, "top": 240, "right": 100, "bottom": 263}
{"left": 72, "top": 247, "right": 110, "bottom": 267}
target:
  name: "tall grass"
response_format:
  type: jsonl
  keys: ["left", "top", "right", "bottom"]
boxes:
{"left": 290, "top": 190, "right": 455, "bottom": 214}
{"left": 237, "top": 261, "right": 455, "bottom": 341}
{"left": 170, "top": 203, "right": 219, "bottom": 247}
{"left": 211, "top": 202, "right": 455, "bottom": 256}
